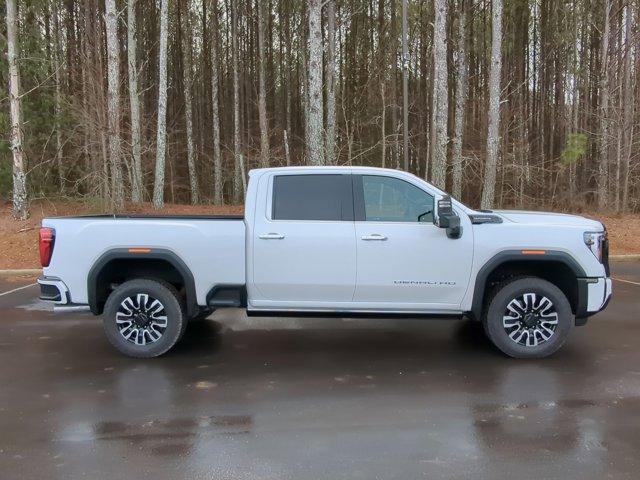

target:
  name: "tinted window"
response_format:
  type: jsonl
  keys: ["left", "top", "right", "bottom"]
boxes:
{"left": 272, "top": 175, "right": 354, "bottom": 221}
{"left": 362, "top": 175, "right": 434, "bottom": 222}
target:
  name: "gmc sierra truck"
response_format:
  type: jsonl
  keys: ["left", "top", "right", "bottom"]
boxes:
{"left": 38, "top": 166, "right": 612, "bottom": 359}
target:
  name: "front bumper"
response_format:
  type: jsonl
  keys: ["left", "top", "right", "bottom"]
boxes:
{"left": 576, "top": 277, "right": 612, "bottom": 323}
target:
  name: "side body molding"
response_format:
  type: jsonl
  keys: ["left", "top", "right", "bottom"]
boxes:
{"left": 469, "top": 250, "right": 587, "bottom": 321}
{"left": 87, "top": 248, "right": 198, "bottom": 317}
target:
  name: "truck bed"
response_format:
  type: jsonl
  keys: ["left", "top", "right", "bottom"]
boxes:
{"left": 42, "top": 215, "right": 247, "bottom": 306}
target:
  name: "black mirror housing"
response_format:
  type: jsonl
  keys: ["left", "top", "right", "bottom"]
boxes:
{"left": 435, "top": 195, "right": 462, "bottom": 239}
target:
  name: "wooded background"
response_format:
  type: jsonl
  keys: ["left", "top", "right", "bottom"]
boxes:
{"left": 1, "top": 0, "right": 639, "bottom": 218}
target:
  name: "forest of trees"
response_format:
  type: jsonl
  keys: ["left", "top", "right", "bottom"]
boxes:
{"left": 1, "top": 0, "right": 639, "bottom": 219}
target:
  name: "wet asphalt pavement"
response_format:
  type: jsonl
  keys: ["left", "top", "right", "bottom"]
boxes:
{"left": 0, "top": 262, "right": 639, "bottom": 479}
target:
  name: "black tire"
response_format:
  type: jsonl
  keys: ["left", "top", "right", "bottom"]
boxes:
{"left": 483, "top": 277, "right": 573, "bottom": 359}
{"left": 103, "top": 279, "right": 186, "bottom": 358}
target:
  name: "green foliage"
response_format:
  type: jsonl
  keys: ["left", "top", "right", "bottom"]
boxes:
{"left": 1, "top": 0, "right": 76, "bottom": 199}
{"left": 561, "top": 133, "right": 588, "bottom": 166}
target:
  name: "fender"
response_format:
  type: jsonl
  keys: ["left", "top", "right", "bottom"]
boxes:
{"left": 87, "top": 248, "right": 198, "bottom": 317}
{"left": 469, "top": 250, "right": 587, "bottom": 322}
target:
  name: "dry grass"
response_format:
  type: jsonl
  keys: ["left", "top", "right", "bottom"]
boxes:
{"left": 590, "top": 214, "right": 640, "bottom": 256}
{"left": 0, "top": 200, "right": 637, "bottom": 270}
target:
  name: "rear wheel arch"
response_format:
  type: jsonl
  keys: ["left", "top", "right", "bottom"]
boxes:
{"left": 469, "top": 250, "right": 586, "bottom": 321}
{"left": 87, "top": 248, "right": 198, "bottom": 318}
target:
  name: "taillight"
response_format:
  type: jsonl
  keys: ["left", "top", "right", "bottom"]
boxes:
{"left": 39, "top": 227, "right": 55, "bottom": 267}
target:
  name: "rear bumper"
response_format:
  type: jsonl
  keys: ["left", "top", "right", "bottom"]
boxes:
{"left": 37, "top": 276, "right": 69, "bottom": 304}
{"left": 38, "top": 276, "right": 92, "bottom": 313}
{"left": 576, "top": 277, "right": 612, "bottom": 322}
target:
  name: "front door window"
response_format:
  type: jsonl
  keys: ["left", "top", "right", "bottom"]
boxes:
{"left": 361, "top": 175, "right": 434, "bottom": 223}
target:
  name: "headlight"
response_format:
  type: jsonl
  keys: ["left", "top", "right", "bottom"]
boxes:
{"left": 583, "top": 231, "right": 606, "bottom": 262}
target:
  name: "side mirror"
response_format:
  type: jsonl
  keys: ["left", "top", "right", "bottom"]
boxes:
{"left": 434, "top": 195, "right": 462, "bottom": 239}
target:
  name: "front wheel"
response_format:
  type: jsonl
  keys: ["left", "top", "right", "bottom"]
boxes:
{"left": 103, "top": 279, "right": 186, "bottom": 358}
{"left": 483, "top": 277, "right": 573, "bottom": 359}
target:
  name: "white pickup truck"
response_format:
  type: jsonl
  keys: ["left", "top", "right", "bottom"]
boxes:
{"left": 38, "top": 166, "right": 612, "bottom": 359}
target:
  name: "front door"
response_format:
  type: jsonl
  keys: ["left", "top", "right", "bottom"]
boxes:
{"left": 251, "top": 173, "right": 357, "bottom": 309}
{"left": 353, "top": 174, "right": 473, "bottom": 311}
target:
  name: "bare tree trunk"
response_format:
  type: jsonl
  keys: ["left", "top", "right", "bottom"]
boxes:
{"left": 390, "top": 0, "right": 399, "bottom": 170}
{"left": 621, "top": 1, "right": 634, "bottom": 212}
{"left": 211, "top": 0, "right": 223, "bottom": 205}
{"left": 105, "top": 0, "right": 124, "bottom": 209}
{"left": 307, "top": 0, "right": 324, "bottom": 165}
{"left": 401, "top": 0, "right": 410, "bottom": 171}
{"left": 597, "top": 0, "right": 612, "bottom": 210}
{"left": 52, "top": 0, "right": 64, "bottom": 192}
{"left": 232, "top": 0, "right": 242, "bottom": 202}
{"left": 153, "top": 0, "right": 169, "bottom": 209}
{"left": 452, "top": 0, "right": 468, "bottom": 199}
{"left": 284, "top": 129, "right": 291, "bottom": 166}
{"left": 180, "top": 2, "right": 199, "bottom": 204}
{"left": 6, "top": 0, "right": 28, "bottom": 220}
{"left": 284, "top": 4, "right": 292, "bottom": 165}
{"left": 481, "top": 0, "right": 503, "bottom": 209}
{"left": 127, "top": 0, "right": 143, "bottom": 203}
{"left": 257, "top": 0, "right": 270, "bottom": 168}
{"left": 325, "top": 0, "right": 336, "bottom": 164}
{"left": 381, "top": 82, "right": 386, "bottom": 168}
{"left": 430, "top": 0, "right": 448, "bottom": 188}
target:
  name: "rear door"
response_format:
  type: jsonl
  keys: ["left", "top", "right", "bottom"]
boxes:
{"left": 352, "top": 174, "right": 473, "bottom": 311}
{"left": 251, "top": 172, "right": 357, "bottom": 309}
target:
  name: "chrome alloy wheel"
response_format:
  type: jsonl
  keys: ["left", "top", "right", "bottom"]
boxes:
{"left": 502, "top": 293, "right": 559, "bottom": 347}
{"left": 116, "top": 294, "right": 168, "bottom": 346}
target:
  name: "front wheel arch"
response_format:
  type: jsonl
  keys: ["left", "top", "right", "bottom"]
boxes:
{"left": 469, "top": 250, "right": 586, "bottom": 322}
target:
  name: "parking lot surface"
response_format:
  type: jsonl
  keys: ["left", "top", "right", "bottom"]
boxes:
{"left": 0, "top": 262, "right": 639, "bottom": 479}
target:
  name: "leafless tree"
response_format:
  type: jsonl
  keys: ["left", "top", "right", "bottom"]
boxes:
{"left": 325, "top": 0, "right": 337, "bottom": 165}
{"left": 211, "top": 0, "right": 223, "bottom": 205}
{"left": 231, "top": 0, "right": 243, "bottom": 202}
{"left": 6, "top": 0, "right": 28, "bottom": 219}
{"left": 451, "top": 0, "right": 468, "bottom": 199}
{"left": 481, "top": 0, "right": 503, "bottom": 209}
{"left": 152, "top": 0, "right": 170, "bottom": 209}
{"left": 257, "top": 0, "right": 270, "bottom": 168}
{"left": 105, "top": 0, "right": 124, "bottom": 208}
{"left": 430, "top": 0, "right": 449, "bottom": 189}
{"left": 127, "top": 0, "right": 143, "bottom": 203}
{"left": 180, "top": 2, "right": 200, "bottom": 204}
{"left": 307, "top": 0, "right": 324, "bottom": 165}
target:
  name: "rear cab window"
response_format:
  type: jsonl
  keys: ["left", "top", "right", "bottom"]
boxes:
{"left": 272, "top": 174, "right": 354, "bottom": 221}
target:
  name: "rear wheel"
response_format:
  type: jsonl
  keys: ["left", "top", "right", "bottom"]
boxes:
{"left": 103, "top": 279, "right": 185, "bottom": 358}
{"left": 483, "top": 277, "right": 573, "bottom": 359}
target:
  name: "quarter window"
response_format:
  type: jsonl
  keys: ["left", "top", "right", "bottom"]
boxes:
{"left": 272, "top": 174, "right": 354, "bottom": 221}
{"left": 361, "top": 175, "right": 434, "bottom": 223}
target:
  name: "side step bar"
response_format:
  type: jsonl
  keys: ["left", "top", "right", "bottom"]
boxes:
{"left": 206, "top": 284, "right": 247, "bottom": 308}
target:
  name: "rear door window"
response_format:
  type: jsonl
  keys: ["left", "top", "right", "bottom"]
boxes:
{"left": 272, "top": 174, "right": 354, "bottom": 221}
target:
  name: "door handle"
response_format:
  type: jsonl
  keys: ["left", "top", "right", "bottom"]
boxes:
{"left": 361, "top": 234, "right": 388, "bottom": 241}
{"left": 258, "top": 233, "right": 285, "bottom": 240}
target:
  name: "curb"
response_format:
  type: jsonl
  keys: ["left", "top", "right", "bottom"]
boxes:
{"left": 0, "top": 269, "right": 42, "bottom": 278}
{"left": 610, "top": 254, "right": 640, "bottom": 261}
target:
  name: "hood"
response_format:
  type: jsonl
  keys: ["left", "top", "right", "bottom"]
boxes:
{"left": 493, "top": 210, "right": 604, "bottom": 230}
